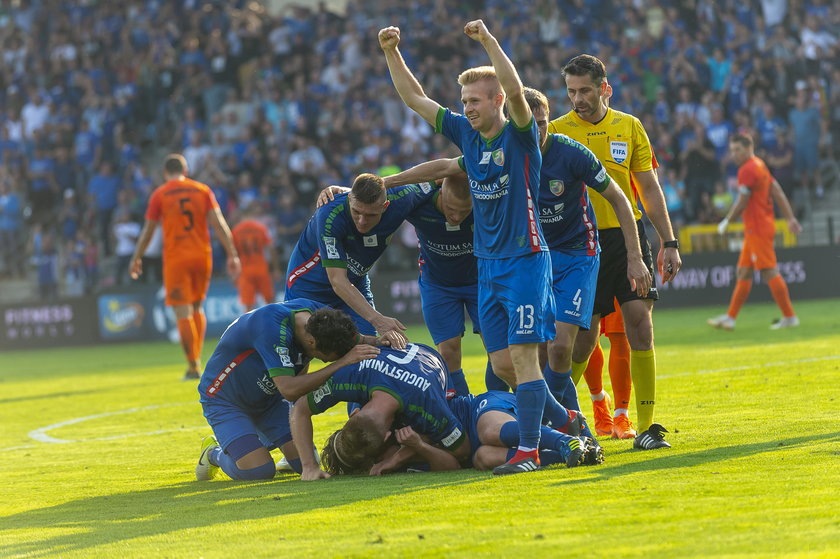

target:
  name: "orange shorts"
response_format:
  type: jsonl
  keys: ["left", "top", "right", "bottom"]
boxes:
{"left": 600, "top": 298, "right": 625, "bottom": 336}
{"left": 737, "top": 234, "right": 777, "bottom": 269}
{"left": 238, "top": 270, "right": 274, "bottom": 307}
{"left": 162, "top": 256, "right": 211, "bottom": 306}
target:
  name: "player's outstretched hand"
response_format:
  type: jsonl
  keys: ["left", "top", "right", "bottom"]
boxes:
{"left": 378, "top": 26, "right": 400, "bottom": 50}
{"left": 300, "top": 467, "right": 331, "bottom": 481}
{"left": 340, "top": 344, "right": 380, "bottom": 366}
{"left": 394, "top": 426, "right": 422, "bottom": 448}
{"left": 373, "top": 314, "right": 407, "bottom": 336}
{"left": 376, "top": 330, "right": 406, "bottom": 349}
{"left": 658, "top": 246, "right": 682, "bottom": 283}
{"left": 129, "top": 257, "right": 143, "bottom": 280}
{"left": 464, "top": 19, "right": 492, "bottom": 43}
{"left": 717, "top": 217, "right": 730, "bottom": 235}
{"left": 316, "top": 185, "right": 349, "bottom": 208}
{"left": 627, "top": 257, "right": 652, "bottom": 296}
{"left": 787, "top": 218, "right": 803, "bottom": 235}
{"left": 227, "top": 255, "right": 241, "bottom": 280}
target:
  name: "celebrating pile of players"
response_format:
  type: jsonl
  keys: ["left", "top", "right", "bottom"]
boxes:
{"left": 148, "top": 20, "right": 693, "bottom": 480}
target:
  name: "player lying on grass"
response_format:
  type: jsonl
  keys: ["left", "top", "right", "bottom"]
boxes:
{"left": 365, "top": 390, "right": 604, "bottom": 476}
{"left": 194, "top": 300, "right": 399, "bottom": 481}
{"left": 290, "top": 342, "right": 474, "bottom": 480}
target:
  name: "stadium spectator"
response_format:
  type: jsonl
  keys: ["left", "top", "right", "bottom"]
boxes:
{"left": 0, "top": 0, "right": 836, "bottom": 302}
{"left": 0, "top": 176, "right": 24, "bottom": 278}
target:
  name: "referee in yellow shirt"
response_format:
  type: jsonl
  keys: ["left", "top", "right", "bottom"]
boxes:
{"left": 548, "top": 54, "right": 682, "bottom": 449}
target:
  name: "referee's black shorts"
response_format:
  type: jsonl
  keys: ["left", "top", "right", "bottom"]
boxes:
{"left": 593, "top": 221, "right": 658, "bottom": 318}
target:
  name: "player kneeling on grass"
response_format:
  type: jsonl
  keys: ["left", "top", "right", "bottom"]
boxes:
{"left": 291, "top": 343, "right": 472, "bottom": 480}
{"left": 195, "top": 300, "right": 398, "bottom": 481}
{"left": 363, "top": 390, "right": 603, "bottom": 476}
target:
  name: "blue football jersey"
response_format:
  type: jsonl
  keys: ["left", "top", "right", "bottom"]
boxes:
{"left": 539, "top": 133, "right": 610, "bottom": 254}
{"left": 286, "top": 183, "right": 438, "bottom": 296}
{"left": 200, "top": 299, "right": 326, "bottom": 405}
{"left": 306, "top": 343, "right": 466, "bottom": 449}
{"left": 407, "top": 190, "right": 477, "bottom": 287}
{"left": 435, "top": 108, "right": 547, "bottom": 259}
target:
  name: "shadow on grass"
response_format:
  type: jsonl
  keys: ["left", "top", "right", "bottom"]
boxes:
{"left": 0, "top": 470, "right": 485, "bottom": 557}
{"left": 0, "top": 387, "right": 119, "bottom": 405}
{"left": 550, "top": 431, "right": 840, "bottom": 487}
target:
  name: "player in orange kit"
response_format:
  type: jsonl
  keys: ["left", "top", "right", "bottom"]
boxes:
{"left": 232, "top": 210, "right": 277, "bottom": 311}
{"left": 708, "top": 133, "right": 802, "bottom": 331}
{"left": 130, "top": 154, "right": 241, "bottom": 380}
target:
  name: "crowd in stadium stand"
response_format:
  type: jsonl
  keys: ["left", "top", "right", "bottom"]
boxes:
{"left": 0, "top": 0, "right": 837, "bottom": 298}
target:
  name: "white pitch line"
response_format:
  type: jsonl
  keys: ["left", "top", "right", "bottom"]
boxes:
{"left": 27, "top": 402, "right": 195, "bottom": 444}
{"left": 659, "top": 354, "right": 840, "bottom": 379}
{"left": 2, "top": 399, "right": 348, "bottom": 453}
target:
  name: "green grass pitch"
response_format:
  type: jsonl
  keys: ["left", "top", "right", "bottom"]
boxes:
{"left": 1, "top": 299, "right": 839, "bottom": 558}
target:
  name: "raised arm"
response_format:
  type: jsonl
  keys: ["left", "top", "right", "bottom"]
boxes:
{"left": 207, "top": 207, "right": 241, "bottom": 279}
{"left": 379, "top": 26, "right": 442, "bottom": 126}
{"left": 633, "top": 169, "right": 682, "bottom": 282}
{"left": 600, "top": 181, "right": 652, "bottom": 295}
{"left": 464, "top": 20, "right": 531, "bottom": 128}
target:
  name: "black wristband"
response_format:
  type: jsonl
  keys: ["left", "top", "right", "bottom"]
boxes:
{"left": 663, "top": 240, "right": 679, "bottom": 249}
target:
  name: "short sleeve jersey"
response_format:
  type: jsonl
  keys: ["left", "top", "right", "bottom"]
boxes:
{"left": 435, "top": 108, "right": 547, "bottom": 258}
{"left": 202, "top": 299, "right": 326, "bottom": 403}
{"left": 286, "top": 184, "right": 438, "bottom": 292}
{"left": 548, "top": 108, "right": 653, "bottom": 229}
{"left": 739, "top": 156, "right": 776, "bottom": 237}
{"left": 406, "top": 188, "right": 477, "bottom": 287}
{"left": 306, "top": 343, "right": 466, "bottom": 450}
{"left": 232, "top": 219, "right": 271, "bottom": 274}
{"left": 146, "top": 178, "right": 219, "bottom": 262}
{"left": 539, "top": 133, "right": 611, "bottom": 254}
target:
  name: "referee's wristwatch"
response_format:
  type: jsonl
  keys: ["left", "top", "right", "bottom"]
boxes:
{"left": 663, "top": 239, "right": 679, "bottom": 249}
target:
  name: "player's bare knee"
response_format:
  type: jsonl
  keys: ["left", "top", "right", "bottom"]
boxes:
{"left": 437, "top": 338, "right": 463, "bottom": 371}
{"left": 473, "top": 446, "right": 502, "bottom": 471}
{"left": 572, "top": 328, "right": 597, "bottom": 362}
{"left": 547, "top": 338, "right": 572, "bottom": 371}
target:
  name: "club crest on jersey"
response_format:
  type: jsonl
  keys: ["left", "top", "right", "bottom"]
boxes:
{"left": 492, "top": 149, "right": 504, "bottom": 166}
{"left": 363, "top": 235, "right": 378, "bottom": 247}
{"left": 549, "top": 180, "right": 565, "bottom": 196}
{"left": 610, "top": 141, "right": 628, "bottom": 164}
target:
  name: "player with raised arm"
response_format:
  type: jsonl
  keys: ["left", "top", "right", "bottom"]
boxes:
{"left": 380, "top": 21, "right": 578, "bottom": 474}
{"left": 708, "top": 133, "right": 802, "bottom": 331}
{"left": 285, "top": 173, "right": 437, "bottom": 347}
{"left": 130, "top": 154, "right": 241, "bottom": 381}
{"left": 194, "top": 301, "right": 393, "bottom": 481}
{"left": 548, "top": 55, "right": 681, "bottom": 449}
{"left": 523, "top": 87, "right": 651, "bottom": 447}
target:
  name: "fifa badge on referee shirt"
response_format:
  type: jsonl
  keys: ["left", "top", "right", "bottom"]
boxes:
{"left": 610, "top": 141, "right": 628, "bottom": 164}
{"left": 549, "top": 180, "right": 565, "bottom": 196}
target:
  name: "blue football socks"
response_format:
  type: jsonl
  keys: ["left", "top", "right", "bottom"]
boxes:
{"left": 514, "top": 379, "right": 546, "bottom": 451}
